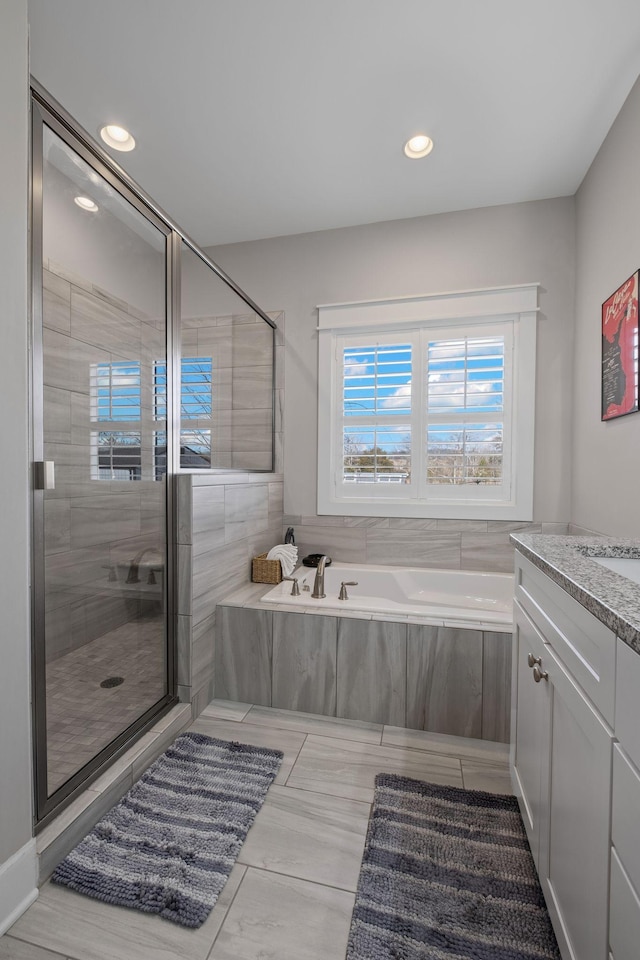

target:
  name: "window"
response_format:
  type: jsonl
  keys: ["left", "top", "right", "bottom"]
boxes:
{"left": 154, "top": 357, "right": 213, "bottom": 468}
{"left": 90, "top": 356, "right": 213, "bottom": 479}
{"left": 90, "top": 361, "right": 143, "bottom": 480}
{"left": 318, "top": 285, "right": 538, "bottom": 520}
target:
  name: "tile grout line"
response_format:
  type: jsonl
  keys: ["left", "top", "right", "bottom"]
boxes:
{"left": 275, "top": 779, "right": 374, "bottom": 806}
{"left": 284, "top": 731, "right": 309, "bottom": 786}
{"left": 210, "top": 703, "right": 507, "bottom": 763}
{"left": 225, "top": 699, "right": 385, "bottom": 744}
{"left": 295, "top": 730, "right": 483, "bottom": 767}
{"left": 255, "top": 779, "right": 373, "bottom": 811}
{"left": 238, "top": 702, "right": 255, "bottom": 722}
{"left": 1, "top": 933, "right": 74, "bottom": 960}
{"left": 379, "top": 742, "right": 510, "bottom": 767}
{"left": 229, "top": 862, "right": 360, "bottom": 898}
{"left": 237, "top": 722, "right": 384, "bottom": 748}
{"left": 205, "top": 864, "right": 249, "bottom": 960}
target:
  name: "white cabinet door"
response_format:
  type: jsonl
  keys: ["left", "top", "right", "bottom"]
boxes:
{"left": 512, "top": 601, "right": 551, "bottom": 868}
{"left": 539, "top": 642, "right": 613, "bottom": 960}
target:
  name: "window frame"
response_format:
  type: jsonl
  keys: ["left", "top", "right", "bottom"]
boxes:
{"left": 317, "top": 284, "right": 538, "bottom": 520}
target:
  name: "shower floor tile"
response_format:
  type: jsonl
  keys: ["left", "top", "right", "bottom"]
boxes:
{"left": 45, "top": 615, "right": 166, "bottom": 794}
{"left": 7, "top": 701, "right": 513, "bottom": 960}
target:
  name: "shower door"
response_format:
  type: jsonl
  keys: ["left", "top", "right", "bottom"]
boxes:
{"left": 32, "top": 96, "right": 176, "bottom": 824}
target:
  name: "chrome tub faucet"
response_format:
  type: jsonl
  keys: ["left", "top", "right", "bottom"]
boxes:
{"left": 312, "top": 556, "right": 328, "bottom": 599}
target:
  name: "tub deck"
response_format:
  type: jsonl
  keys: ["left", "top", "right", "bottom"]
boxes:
{"left": 258, "top": 561, "right": 514, "bottom": 630}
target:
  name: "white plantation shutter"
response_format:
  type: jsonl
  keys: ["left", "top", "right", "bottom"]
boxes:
{"left": 155, "top": 357, "right": 213, "bottom": 466}
{"left": 318, "top": 285, "right": 537, "bottom": 519}
{"left": 424, "top": 326, "right": 512, "bottom": 502}
{"left": 340, "top": 335, "right": 414, "bottom": 497}
{"left": 90, "top": 361, "right": 143, "bottom": 479}
{"left": 92, "top": 361, "right": 141, "bottom": 421}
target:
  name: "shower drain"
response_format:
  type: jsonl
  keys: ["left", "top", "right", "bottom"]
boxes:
{"left": 100, "top": 676, "right": 124, "bottom": 688}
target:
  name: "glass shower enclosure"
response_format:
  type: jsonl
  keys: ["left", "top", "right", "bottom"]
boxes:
{"left": 30, "top": 84, "right": 275, "bottom": 826}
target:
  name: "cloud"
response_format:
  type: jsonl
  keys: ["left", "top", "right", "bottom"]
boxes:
{"left": 428, "top": 378, "right": 501, "bottom": 407}
{"left": 380, "top": 378, "right": 500, "bottom": 410}
{"left": 381, "top": 382, "right": 412, "bottom": 408}
{"left": 344, "top": 355, "right": 372, "bottom": 377}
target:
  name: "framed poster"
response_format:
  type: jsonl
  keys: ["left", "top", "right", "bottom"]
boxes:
{"left": 601, "top": 270, "right": 639, "bottom": 421}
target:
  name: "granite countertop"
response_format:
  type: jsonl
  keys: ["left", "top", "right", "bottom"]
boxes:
{"left": 510, "top": 533, "right": 640, "bottom": 654}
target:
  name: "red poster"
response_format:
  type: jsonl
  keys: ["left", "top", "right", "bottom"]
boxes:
{"left": 601, "top": 270, "right": 639, "bottom": 420}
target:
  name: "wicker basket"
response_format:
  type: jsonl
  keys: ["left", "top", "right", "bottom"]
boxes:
{"left": 251, "top": 553, "right": 283, "bottom": 584}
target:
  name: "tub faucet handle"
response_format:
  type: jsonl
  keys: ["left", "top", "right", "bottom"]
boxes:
{"left": 338, "top": 581, "right": 358, "bottom": 601}
{"left": 282, "top": 576, "right": 300, "bottom": 597}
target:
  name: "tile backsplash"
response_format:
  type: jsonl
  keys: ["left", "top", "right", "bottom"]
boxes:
{"left": 283, "top": 516, "right": 569, "bottom": 573}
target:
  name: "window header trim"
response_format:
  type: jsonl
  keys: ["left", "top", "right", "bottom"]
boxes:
{"left": 318, "top": 283, "right": 539, "bottom": 332}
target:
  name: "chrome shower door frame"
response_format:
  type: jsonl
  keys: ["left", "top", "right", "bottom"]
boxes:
{"left": 30, "top": 88, "right": 178, "bottom": 829}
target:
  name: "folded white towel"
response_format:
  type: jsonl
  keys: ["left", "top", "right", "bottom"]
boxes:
{"left": 266, "top": 544, "right": 299, "bottom": 577}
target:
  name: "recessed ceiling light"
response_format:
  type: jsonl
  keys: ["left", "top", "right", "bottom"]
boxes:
{"left": 100, "top": 124, "right": 136, "bottom": 152}
{"left": 403, "top": 135, "right": 434, "bottom": 159}
{"left": 74, "top": 196, "right": 99, "bottom": 212}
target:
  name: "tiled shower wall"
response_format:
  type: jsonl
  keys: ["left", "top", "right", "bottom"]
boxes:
{"left": 180, "top": 310, "right": 281, "bottom": 471}
{"left": 283, "top": 516, "right": 569, "bottom": 573}
{"left": 176, "top": 473, "right": 284, "bottom": 711}
{"left": 43, "top": 261, "right": 166, "bottom": 661}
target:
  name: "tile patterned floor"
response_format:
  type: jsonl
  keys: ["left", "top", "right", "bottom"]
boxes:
{"left": 46, "top": 616, "right": 166, "bottom": 792}
{"left": 3, "top": 700, "right": 512, "bottom": 960}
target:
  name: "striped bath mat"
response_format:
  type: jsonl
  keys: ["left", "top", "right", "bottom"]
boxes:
{"left": 52, "top": 732, "right": 282, "bottom": 927}
{"left": 347, "top": 775, "right": 560, "bottom": 960}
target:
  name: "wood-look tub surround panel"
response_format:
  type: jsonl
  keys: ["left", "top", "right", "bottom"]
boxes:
{"left": 216, "top": 605, "right": 511, "bottom": 741}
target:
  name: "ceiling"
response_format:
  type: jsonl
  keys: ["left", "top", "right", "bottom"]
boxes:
{"left": 28, "top": 0, "right": 640, "bottom": 248}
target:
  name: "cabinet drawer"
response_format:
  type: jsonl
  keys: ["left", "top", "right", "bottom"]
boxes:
{"left": 615, "top": 638, "right": 640, "bottom": 773}
{"left": 515, "top": 553, "right": 615, "bottom": 723}
{"left": 612, "top": 744, "right": 640, "bottom": 897}
{"left": 610, "top": 848, "right": 640, "bottom": 960}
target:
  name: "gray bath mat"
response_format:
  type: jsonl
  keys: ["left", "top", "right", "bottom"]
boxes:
{"left": 347, "top": 774, "right": 560, "bottom": 960}
{"left": 52, "top": 732, "right": 282, "bottom": 928}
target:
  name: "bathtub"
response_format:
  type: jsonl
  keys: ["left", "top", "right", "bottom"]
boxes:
{"left": 260, "top": 561, "right": 514, "bottom": 628}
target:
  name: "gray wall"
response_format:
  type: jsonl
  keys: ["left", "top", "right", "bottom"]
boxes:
{"left": 0, "top": 0, "right": 33, "bottom": 867}
{"left": 207, "top": 197, "right": 576, "bottom": 566}
{"left": 572, "top": 75, "right": 640, "bottom": 538}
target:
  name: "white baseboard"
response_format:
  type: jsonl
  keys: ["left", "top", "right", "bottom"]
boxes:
{"left": 0, "top": 839, "right": 38, "bottom": 936}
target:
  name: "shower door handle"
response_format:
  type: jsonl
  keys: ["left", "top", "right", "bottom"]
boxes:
{"left": 34, "top": 461, "right": 55, "bottom": 490}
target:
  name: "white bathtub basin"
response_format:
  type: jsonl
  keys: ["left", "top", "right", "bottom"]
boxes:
{"left": 261, "top": 561, "right": 514, "bottom": 627}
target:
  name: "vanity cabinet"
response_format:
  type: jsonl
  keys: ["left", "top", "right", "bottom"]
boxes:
{"left": 512, "top": 553, "right": 616, "bottom": 960}
{"left": 609, "top": 639, "right": 640, "bottom": 960}
{"left": 512, "top": 602, "right": 550, "bottom": 864}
